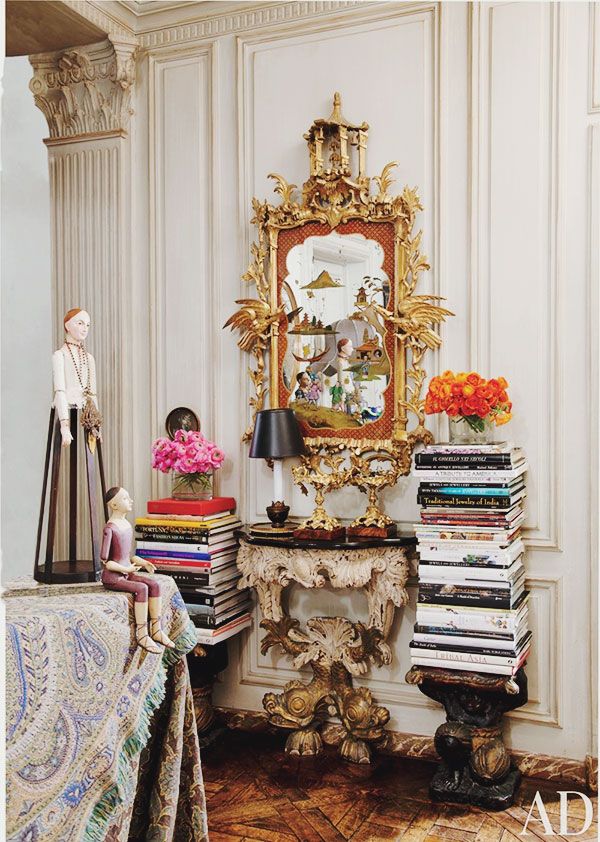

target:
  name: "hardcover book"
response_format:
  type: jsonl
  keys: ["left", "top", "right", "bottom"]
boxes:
{"left": 417, "top": 492, "right": 525, "bottom": 509}
{"left": 195, "top": 614, "right": 252, "bottom": 645}
{"left": 190, "top": 602, "right": 253, "bottom": 629}
{"left": 147, "top": 496, "right": 236, "bottom": 516}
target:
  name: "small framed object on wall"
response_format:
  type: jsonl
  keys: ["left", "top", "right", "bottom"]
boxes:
{"left": 165, "top": 407, "right": 200, "bottom": 440}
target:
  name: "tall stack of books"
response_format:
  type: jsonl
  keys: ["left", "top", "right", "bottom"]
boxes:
{"left": 135, "top": 496, "right": 252, "bottom": 645}
{"left": 409, "top": 441, "right": 531, "bottom": 676}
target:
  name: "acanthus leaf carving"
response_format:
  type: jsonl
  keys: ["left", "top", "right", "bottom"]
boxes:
{"left": 239, "top": 537, "right": 411, "bottom": 763}
{"left": 29, "top": 37, "right": 138, "bottom": 139}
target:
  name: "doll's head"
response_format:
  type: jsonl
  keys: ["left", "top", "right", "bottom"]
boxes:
{"left": 105, "top": 487, "right": 133, "bottom": 514}
{"left": 64, "top": 308, "right": 90, "bottom": 343}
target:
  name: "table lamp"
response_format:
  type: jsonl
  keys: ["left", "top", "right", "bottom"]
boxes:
{"left": 249, "top": 408, "right": 305, "bottom": 534}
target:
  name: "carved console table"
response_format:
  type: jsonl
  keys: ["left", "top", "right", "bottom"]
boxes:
{"left": 406, "top": 665, "right": 528, "bottom": 810}
{"left": 236, "top": 528, "right": 415, "bottom": 764}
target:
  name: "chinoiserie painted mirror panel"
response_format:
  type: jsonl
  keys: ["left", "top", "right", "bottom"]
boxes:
{"left": 278, "top": 226, "right": 393, "bottom": 440}
{"left": 226, "top": 93, "right": 452, "bottom": 479}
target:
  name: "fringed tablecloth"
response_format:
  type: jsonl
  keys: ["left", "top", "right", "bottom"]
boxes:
{"left": 5, "top": 575, "right": 208, "bottom": 842}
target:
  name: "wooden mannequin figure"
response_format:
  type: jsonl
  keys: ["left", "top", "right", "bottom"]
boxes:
{"left": 53, "top": 308, "right": 102, "bottom": 448}
{"left": 101, "top": 487, "right": 175, "bottom": 654}
{"left": 34, "top": 307, "right": 109, "bottom": 583}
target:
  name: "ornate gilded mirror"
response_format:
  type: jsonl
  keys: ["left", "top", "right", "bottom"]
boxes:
{"left": 227, "top": 94, "right": 452, "bottom": 534}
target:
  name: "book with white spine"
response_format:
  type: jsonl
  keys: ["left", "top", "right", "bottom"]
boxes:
{"left": 416, "top": 605, "right": 528, "bottom": 634}
{"left": 417, "top": 539, "right": 524, "bottom": 566}
{"left": 409, "top": 657, "right": 524, "bottom": 676}
{"left": 195, "top": 613, "right": 252, "bottom": 645}
{"left": 414, "top": 463, "right": 528, "bottom": 482}
{"left": 413, "top": 629, "right": 527, "bottom": 649}
{"left": 409, "top": 642, "right": 531, "bottom": 667}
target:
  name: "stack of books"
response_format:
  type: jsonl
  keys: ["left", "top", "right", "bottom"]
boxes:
{"left": 135, "top": 496, "right": 252, "bottom": 645}
{"left": 409, "top": 441, "right": 531, "bottom": 676}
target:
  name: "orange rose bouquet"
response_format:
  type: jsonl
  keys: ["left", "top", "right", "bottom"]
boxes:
{"left": 424, "top": 371, "right": 512, "bottom": 436}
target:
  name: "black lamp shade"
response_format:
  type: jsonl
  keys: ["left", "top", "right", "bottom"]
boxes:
{"left": 249, "top": 409, "right": 305, "bottom": 459}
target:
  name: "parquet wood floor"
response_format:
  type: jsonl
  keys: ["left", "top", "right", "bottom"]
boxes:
{"left": 201, "top": 732, "right": 598, "bottom": 842}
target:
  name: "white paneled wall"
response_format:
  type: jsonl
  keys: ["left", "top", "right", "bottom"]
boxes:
{"left": 147, "top": 47, "right": 216, "bottom": 499}
{"left": 129, "top": 1, "right": 597, "bottom": 761}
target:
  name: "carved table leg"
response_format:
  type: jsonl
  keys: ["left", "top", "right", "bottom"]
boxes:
{"left": 259, "top": 617, "right": 393, "bottom": 764}
{"left": 333, "top": 664, "right": 389, "bottom": 765}
{"left": 406, "top": 666, "right": 528, "bottom": 810}
{"left": 263, "top": 663, "right": 332, "bottom": 757}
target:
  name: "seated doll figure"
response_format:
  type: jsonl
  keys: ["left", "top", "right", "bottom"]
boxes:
{"left": 101, "top": 487, "right": 175, "bottom": 653}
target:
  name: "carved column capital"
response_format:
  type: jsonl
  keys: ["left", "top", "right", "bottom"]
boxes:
{"left": 29, "top": 35, "right": 137, "bottom": 140}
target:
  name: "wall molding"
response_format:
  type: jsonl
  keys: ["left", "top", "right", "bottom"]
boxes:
{"left": 590, "top": 2, "right": 600, "bottom": 114}
{"left": 469, "top": 2, "right": 564, "bottom": 552}
{"left": 147, "top": 44, "right": 216, "bottom": 497}
{"left": 63, "top": 0, "right": 135, "bottom": 38}
{"left": 511, "top": 576, "right": 562, "bottom": 727}
{"left": 139, "top": 1, "right": 400, "bottom": 49}
{"left": 588, "top": 123, "right": 600, "bottom": 755}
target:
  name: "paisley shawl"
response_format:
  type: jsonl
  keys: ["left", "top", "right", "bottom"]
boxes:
{"left": 5, "top": 576, "right": 207, "bottom": 842}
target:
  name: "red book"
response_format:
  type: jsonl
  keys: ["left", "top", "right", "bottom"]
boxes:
{"left": 147, "top": 497, "right": 236, "bottom": 517}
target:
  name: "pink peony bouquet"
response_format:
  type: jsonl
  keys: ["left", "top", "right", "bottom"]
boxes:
{"left": 152, "top": 429, "right": 225, "bottom": 476}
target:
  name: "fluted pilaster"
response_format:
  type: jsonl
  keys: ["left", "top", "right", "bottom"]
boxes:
{"left": 30, "top": 36, "right": 137, "bottom": 556}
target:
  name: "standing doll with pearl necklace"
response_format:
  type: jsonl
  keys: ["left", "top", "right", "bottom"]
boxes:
{"left": 52, "top": 308, "right": 102, "bottom": 447}
{"left": 34, "top": 307, "right": 106, "bottom": 584}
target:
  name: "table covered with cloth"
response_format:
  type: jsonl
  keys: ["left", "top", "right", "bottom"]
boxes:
{"left": 5, "top": 575, "right": 209, "bottom": 842}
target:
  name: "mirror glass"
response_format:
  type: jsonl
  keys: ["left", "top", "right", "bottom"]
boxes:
{"left": 281, "top": 231, "right": 391, "bottom": 431}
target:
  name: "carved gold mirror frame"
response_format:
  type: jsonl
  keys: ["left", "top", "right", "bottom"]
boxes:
{"left": 227, "top": 94, "right": 452, "bottom": 529}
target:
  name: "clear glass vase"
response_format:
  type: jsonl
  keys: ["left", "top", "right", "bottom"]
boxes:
{"left": 171, "top": 471, "right": 213, "bottom": 500}
{"left": 448, "top": 416, "right": 495, "bottom": 445}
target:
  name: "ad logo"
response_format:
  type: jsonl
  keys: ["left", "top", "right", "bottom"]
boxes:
{"left": 520, "top": 791, "right": 595, "bottom": 836}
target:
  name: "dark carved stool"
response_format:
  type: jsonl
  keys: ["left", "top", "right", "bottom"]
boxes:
{"left": 187, "top": 640, "right": 229, "bottom": 746}
{"left": 406, "top": 665, "right": 528, "bottom": 810}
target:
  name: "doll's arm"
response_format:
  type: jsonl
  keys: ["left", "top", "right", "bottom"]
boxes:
{"left": 100, "top": 525, "right": 112, "bottom": 562}
{"left": 105, "top": 560, "right": 137, "bottom": 574}
{"left": 132, "top": 556, "right": 156, "bottom": 574}
{"left": 52, "top": 351, "right": 73, "bottom": 446}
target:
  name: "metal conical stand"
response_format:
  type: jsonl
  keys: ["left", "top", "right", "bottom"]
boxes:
{"left": 34, "top": 407, "right": 108, "bottom": 584}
